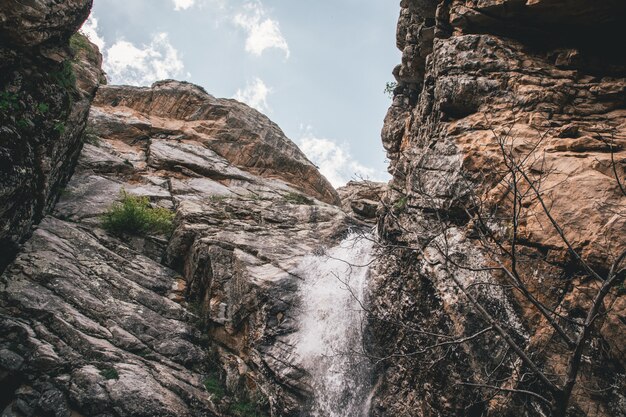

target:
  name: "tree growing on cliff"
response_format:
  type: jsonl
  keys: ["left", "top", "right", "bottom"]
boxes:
{"left": 349, "top": 118, "right": 625, "bottom": 416}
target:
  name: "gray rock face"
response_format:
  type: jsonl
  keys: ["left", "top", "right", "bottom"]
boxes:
{"left": 371, "top": 1, "right": 626, "bottom": 416}
{"left": 1, "top": 81, "right": 365, "bottom": 416}
{"left": 0, "top": 217, "right": 217, "bottom": 417}
{"left": 0, "top": 1, "right": 103, "bottom": 273}
{"left": 337, "top": 181, "right": 387, "bottom": 223}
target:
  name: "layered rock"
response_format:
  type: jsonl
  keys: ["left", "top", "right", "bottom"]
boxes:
{"left": 371, "top": 1, "right": 626, "bottom": 416}
{"left": 1, "top": 80, "right": 362, "bottom": 416}
{"left": 337, "top": 181, "right": 387, "bottom": 223}
{"left": 92, "top": 81, "right": 339, "bottom": 206}
{"left": 0, "top": 1, "right": 103, "bottom": 272}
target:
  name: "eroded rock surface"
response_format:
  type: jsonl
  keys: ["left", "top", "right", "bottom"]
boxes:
{"left": 371, "top": 1, "right": 626, "bottom": 416}
{"left": 0, "top": 1, "right": 103, "bottom": 272}
{"left": 92, "top": 81, "right": 340, "bottom": 206}
{"left": 337, "top": 181, "right": 387, "bottom": 223}
{"left": 1, "top": 80, "right": 363, "bottom": 416}
{"left": 0, "top": 217, "right": 217, "bottom": 417}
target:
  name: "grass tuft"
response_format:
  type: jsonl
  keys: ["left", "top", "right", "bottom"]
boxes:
{"left": 70, "top": 33, "right": 98, "bottom": 61}
{"left": 102, "top": 190, "right": 174, "bottom": 236}
{"left": 203, "top": 374, "right": 226, "bottom": 401}
{"left": 99, "top": 367, "right": 119, "bottom": 380}
{"left": 393, "top": 195, "right": 408, "bottom": 212}
{"left": 283, "top": 192, "right": 314, "bottom": 205}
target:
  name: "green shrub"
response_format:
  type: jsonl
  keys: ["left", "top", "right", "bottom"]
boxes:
{"left": 70, "top": 33, "right": 98, "bottom": 61}
{"left": 230, "top": 401, "right": 257, "bottom": 417}
{"left": 52, "top": 60, "right": 77, "bottom": 93}
{"left": 102, "top": 191, "right": 174, "bottom": 236}
{"left": 393, "top": 195, "right": 408, "bottom": 212}
{"left": 283, "top": 192, "right": 314, "bottom": 205}
{"left": 209, "top": 194, "right": 228, "bottom": 202}
{"left": 385, "top": 81, "right": 398, "bottom": 98}
{"left": 53, "top": 121, "right": 66, "bottom": 134}
{"left": 229, "top": 396, "right": 267, "bottom": 417}
{"left": 82, "top": 125, "right": 100, "bottom": 144}
{"left": 99, "top": 367, "right": 119, "bottom": 380}
{"left": 0, "top": 91, "right": 18, "bottom": 112}
{"left": 37, "top": 102, "right": 49, "bottom": 114}
{"left": 203, "top": 374, "right": 226, "bottom": 401}
{"left": 16, "top": 118, "right": 32, "bottom": 130}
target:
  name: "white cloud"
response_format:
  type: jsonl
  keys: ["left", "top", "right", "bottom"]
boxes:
{"left": 233, "top": 1, "right": 290, "bottom": 58}
{"left": 79, "top": 15, "right": 105, "bottom": 50}
{"left": 233, "top": 77, "right": 272, "bottom": 112}
{"left": 104, "top": 33, "right": 185, "bottom": 86}
{"left": 79, "top": 13, "right": 186, "bottom": 86}
{"left": 172, "top": 0, "right": 195, "bottom": 10}
{"left": 297, "top": 127, "right": 385, "bottom": 187}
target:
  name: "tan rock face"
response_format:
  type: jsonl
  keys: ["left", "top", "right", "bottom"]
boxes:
{"left": 373, "top": 1, "right": 626, "bottom": 416}
{"left": 93, "top": 81, "right": 340, "bottom": 206}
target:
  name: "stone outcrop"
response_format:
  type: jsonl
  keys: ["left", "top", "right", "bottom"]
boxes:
{"left": 1, "top": 80, "right": 363, "bottom": 416}
{"left": 337, "top": 181, "right": 387, "bottom": 223}
{"left": 0, "top": 0, "right": 103, "bottom": 272}
{"left": 371, "top": 1, "right": 626, "bottom": 416}
{"left": 92, "top": 81, "right": 340, "bottom": 206}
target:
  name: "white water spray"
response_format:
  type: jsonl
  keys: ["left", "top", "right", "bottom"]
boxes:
{"left": 294, "top": 232, "right": 374, "bottom": 417}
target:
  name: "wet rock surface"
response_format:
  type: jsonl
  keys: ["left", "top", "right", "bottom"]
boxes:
{"left": 371, "top": 1, "right": 626, "bottom": 416}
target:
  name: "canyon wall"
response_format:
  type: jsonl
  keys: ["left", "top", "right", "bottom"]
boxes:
{"left": 0, "top": 4, "right": 374, "bottom": 414}
{"left": 0, "top": 0, "right": 104, "bottom": 272}
{"left": 370, "top": 1, "right": 626, "bottom": 416}
{"left": 1, "top": 67, "right": 366, "bottom": 417}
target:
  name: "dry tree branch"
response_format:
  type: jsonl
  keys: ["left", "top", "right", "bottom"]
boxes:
{"left": 456, "top": 382, "right": 553, "bottom": 405}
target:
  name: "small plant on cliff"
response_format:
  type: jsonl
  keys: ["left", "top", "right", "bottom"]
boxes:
{"left": 99, "top": 367, "right": 119, "bottom": 380}
{"left": 52, "top": 60, "right": 77, "bottom": 96}
{"left": 53, "top": 121, "right": 66, "bottom": 134}
{"left": 393, "top": 195, "right": 408, "bottom": 212}
{"left": 203, "top": 373, "right": 226, "bottom": 401}
{"left": 36, "top": 102, "right": 49, "bottom": 114}
{"left": 283, "top": 192, "right": 314, "bottom": 205}
{"left": 82, "top": 125, "right": 100, "bottom": 144}
{"left": 70, "top": 33, "right": 98, "bottom": 61}
{"left": 208, "top": 194, "right": 228, "bottom": 203}
{"left": 230, "top": 400, "right": 264, "bottom": 417}
{"left": 0, "top": 91, "right": 18, "bottom": 112}
{"left": 102, "top": 191, "right": 174, "bottom": 236}
{"left": 384, "top": 81, "right": 397, "bottom": 98}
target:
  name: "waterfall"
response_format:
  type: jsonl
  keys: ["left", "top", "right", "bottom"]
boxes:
{"left": 294, "top": 232, "right": 374, "bottom": 417}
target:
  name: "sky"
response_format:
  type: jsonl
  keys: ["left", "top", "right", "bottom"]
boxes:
{"left": 82, "top": 0, "right": 399, "bottom": 187}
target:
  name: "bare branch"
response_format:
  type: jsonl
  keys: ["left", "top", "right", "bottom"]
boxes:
{"left": 457, "top": 382, "right": 552, "bottom": 405}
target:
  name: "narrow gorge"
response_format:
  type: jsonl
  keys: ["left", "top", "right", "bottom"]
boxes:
{"left": 1, "top": 1, "right": 625, "bottom": 417}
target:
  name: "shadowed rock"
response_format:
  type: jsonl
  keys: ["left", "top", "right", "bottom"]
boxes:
{"left": 0, "top": 1, "right": 104, "bottom": 273}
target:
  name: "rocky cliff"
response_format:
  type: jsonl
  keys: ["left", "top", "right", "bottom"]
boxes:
{"left": 0, "top": 73, "right": 367, "bottom": 415}
{"left": 0, "top": 0, "right": 104, "bottom": 273}
{"left": 337, "top": 181, "right": 387, "bottom": 224}
{"left": 371, "top": 1, "right": 626, "bottom": 416}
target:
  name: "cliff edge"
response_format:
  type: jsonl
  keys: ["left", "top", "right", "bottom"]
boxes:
{"left": 370, "top": 1, "right": 626, "bottom": 416}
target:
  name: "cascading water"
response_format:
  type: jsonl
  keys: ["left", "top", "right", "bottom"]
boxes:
{"left": 294, "top": 232, "right": 375, "bottom": 417}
